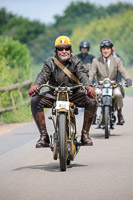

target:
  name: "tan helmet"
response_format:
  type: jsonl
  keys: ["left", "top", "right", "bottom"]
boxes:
{"left": 55, "top": 36, "right": 72, "bottom": 48}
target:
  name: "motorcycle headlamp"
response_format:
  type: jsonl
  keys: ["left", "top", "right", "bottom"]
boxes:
{"left": 103, "top": 78, "right": 111, "bottom": 88}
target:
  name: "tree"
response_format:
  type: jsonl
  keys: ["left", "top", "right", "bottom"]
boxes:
{"left": 0, "top": 2, "right": 133, "bottom": 64}
{"left": 0, "top": 36, "right": 32, "bottom": 84}
{"left": 71, "top": 10, "right": 133, "bottom": 66}
{"left": 0, "top": 8, "right": 14, "bottom": 34}
{"left": 2, "top": 16, "right": 46, "bottom": 45}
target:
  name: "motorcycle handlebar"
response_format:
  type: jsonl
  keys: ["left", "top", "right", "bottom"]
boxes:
{"left": 120, "top": 82, "right": 133, "bottom": 87}
{"left": 93, "top": 81, "right": 133, "bottom": 88}
{"left": 37, "top": 83, "right": 85, "bottom": 91}
{"left": 37, "top": 84, "right": 55, "bottom": 91}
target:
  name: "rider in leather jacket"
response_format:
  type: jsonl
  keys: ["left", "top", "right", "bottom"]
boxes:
{"left": 76, "top": 40, "right": 95, "bottom": 71}
{"left": 28, "top": 36, "right": 97, "bottom": 148}
{"left": 76, "top": 40, "right": 95, "bottom": 64}
{"left": 76, "top": 40, "right": 96, "bottom": 123}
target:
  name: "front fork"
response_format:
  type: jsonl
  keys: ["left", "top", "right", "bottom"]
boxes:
{"left": 49, "top": 108, "right": 80, "bottom": 161}
{"left": 102, "top": 95, "right": 116, "bottom": 128}
{"left": 102, "top": 96, "right": 112, "bottom": 127}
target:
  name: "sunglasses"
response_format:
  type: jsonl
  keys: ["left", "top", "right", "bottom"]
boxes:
{"left": 56, "top": 47, "right": 71, "bottom": 51}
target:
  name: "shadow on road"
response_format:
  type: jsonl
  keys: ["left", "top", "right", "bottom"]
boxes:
{"left": 91, "top": 132, "right": 122, "bottom": 139}
{"left": 13, "top": 162, "right": 87, "bottom": 172}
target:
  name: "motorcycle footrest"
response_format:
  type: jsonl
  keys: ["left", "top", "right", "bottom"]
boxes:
{"left": 75, "top": 142, "right": 93, "bottom": 146}
{"left": 49, "top": 144, "right": 54, "bottom": 151}
{"left": 95, "top": 125, "right": 105, "bottom": 129}
{"left": 75, "top": 142, "right": 83, "bottom": 146}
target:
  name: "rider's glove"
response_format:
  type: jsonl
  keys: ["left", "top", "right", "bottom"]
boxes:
{"left": 28, "top": 85, "right": 40, "bottom": 96}
{"left": 85, "top": 85, "right": 96, "bottom": 99}
{"left": 125, "top": 79, "right": 132, "bottom": 87}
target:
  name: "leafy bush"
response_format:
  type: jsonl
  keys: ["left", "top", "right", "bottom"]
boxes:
{"left": 0, "top": 36, "right": 32, "bottom": 122}
{"left": 0, "top": 36, "right": 32, "bottom": 81}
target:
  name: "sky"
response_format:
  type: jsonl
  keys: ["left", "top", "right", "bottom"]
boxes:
{"left": 0, "top": 0, "right": 133, "bottom": 24}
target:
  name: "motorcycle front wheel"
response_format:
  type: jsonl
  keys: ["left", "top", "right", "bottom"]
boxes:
{"left": 59, "top": 113, "right": 67, "bottom": 171}
{"left": 104, "top": 106, "right": 110, "bottom": 139}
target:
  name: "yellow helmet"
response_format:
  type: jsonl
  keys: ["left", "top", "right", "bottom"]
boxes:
{"left": 55, "top": 36, "right": 72, "bottom": 47}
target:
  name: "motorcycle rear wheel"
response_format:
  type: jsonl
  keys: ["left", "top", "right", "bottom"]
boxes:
{"left": 59, "top": 113, "right": 67, "bottom": 171}
{"left": 104, "top": 106, "right": 110, "bottom": 139}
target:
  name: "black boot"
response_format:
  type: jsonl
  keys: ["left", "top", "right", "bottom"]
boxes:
{"left": 92, "top": 113, "right": 97, "bottom": 125}
{"left": 117, "top": 108, "right": 125, "bottom": 125}
{"left": 81, "top": 110, "right": 95, "bottom": 146}
{"left": 33, "top": 112, "right": 50, "bottom": 148}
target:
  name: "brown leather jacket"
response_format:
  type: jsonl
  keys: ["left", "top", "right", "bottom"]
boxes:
{"left": 34, "top": 55, "right": 91, "bottom": 87}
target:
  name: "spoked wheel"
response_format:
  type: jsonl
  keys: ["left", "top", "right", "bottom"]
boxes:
{"left": 104, "top": 106, "right": 110, "bottom": 139}
{"left": 59, "top": 113, "right": 67, "bottom": 171}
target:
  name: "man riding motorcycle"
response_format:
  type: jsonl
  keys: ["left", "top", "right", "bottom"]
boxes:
{"left": 76, "top": 40, "right": 96, "bottom": 123}
{"left": 76, "top": 40, "right": 95, "bottom": 66}
{"left": 28, "top": 36, "right": 97, "bottom": 148}
{"left": 89, "top": 39, "right": 132, "bottom": 125}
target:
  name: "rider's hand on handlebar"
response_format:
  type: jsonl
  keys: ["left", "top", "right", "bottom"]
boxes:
{"left": 125, "top": 79, "right": 132, "bottom": 87}
{"left": 85, "top": 85, "right": 96, "bottom": 99}
{"left": 28, "top": 85, "right": 40, "bottom": 96}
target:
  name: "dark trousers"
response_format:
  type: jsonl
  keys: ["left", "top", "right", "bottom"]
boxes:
{"left": 31, "top": 90, "right": 97, "bottom": 115}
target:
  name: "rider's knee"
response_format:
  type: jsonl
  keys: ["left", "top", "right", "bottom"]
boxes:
{"left": 31, "top": 96, "right": 38, "bottom": 108}
{"left": 85, "top": 98, "right": 97, "bottom": 113}
{"left": 95, "top": 88, "right": 102, "bottom": 96}
{"left": 113, "top": 88, "right": 122, "bottom": 97}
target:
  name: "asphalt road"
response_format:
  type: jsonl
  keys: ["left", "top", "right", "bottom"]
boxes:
{"left": 0, "top": 97, "right": 133, "bottom": 200}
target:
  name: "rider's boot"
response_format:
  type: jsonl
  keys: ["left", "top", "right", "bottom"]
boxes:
{"left": 81, "top": 110, "right": 95, "bottom": 146}
{"left": 33, "top": 112, "right": 50, "bottom": 148}
{"left": 117, "top": 108, "right": 125, "bottom": 125}
{"left": 92, "top": 113, "right": 97, "bottom": 125}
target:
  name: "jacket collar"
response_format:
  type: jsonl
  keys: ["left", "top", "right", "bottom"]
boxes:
{"left": 103, "top": 55, "right": 111, "bottom": 63}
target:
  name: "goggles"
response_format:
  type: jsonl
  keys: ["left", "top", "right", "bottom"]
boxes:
{"left": 56, "top": 47, "right": 71, "bottom": 51}
{"left": 100, "top": 41, "right": 112, "bottom": 48}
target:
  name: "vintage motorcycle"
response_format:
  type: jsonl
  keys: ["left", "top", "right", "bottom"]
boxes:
{"left": 94, "top": 78, "right": 118, "bottom": 139}
{"left": 37, "top": 83, "right": 85, "bottom": 171}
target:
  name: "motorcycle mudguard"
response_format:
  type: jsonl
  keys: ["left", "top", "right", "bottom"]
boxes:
{"left": 103, "top": 96, "right": 112, "bottom": 106}
{"left": 57, "top": 108, "right": 68, "bottom": 112}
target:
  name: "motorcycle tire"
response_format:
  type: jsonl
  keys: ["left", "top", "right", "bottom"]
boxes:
{"left": 59, "top": 113, "right": 67, "bottom": 171}
{"left": 104, "top": 106, "right": 110, "bottom": 139}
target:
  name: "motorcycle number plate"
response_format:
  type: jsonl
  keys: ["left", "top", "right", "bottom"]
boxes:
{"left": 102, "top": 88, "right": 112, "bottom": 96}
{"left": 56, "top": 101, "right": 69, "bottom": 110}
